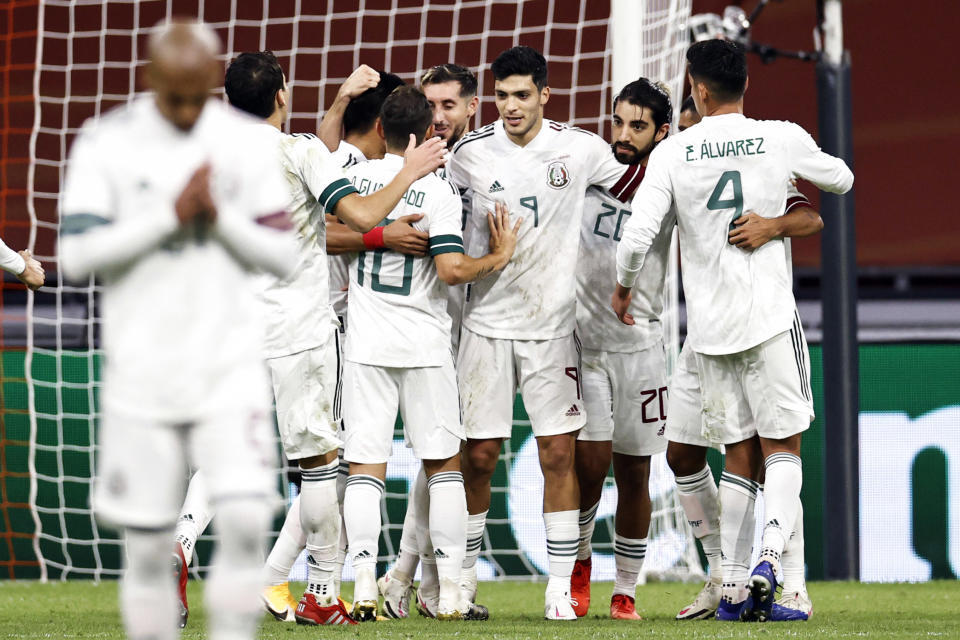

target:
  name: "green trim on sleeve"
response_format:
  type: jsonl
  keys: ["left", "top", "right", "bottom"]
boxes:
{"left": 428, "top": 234, "right": 465, "bottom": 256}
{"left": 429, "top": 245, "right": 465, "bottom": 256}
{"left": 60, "top": 213, "right": 112, "bottom": 236}
{"left": 319, "top": 178, "right": 359, "bottom": 214}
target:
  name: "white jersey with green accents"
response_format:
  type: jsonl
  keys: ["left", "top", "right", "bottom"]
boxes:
{"left": 328, "top": 141, "right": 368, "bottom": 326}
{"left": 253, "top": 128, "right": 358, "bottom": 359}
{"left": 617, "top": 113, "right": 853, "bottom": 355}
{"left": 344, "top": 153, "right": 464, "bottom": 368}
{"left": 447, "top": 119, "right": 643, "bottom": 341}
{"left": 577, "top": 178, "right": 674, "bottom": 353}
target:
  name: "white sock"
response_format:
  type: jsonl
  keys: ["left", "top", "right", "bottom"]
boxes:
{"left": 780, "top": 491, "right": 807, "bottom": 593}
{"left": 122, "top": 528, "right": 177, "bottom": 640}
{"left": 718, "top": 471, "right": 758, "bottom": 604}
{"left": 301, "top": 459, "right": 341, "bottom": 605}
{"left": 544, "top": 509, "right": 579, "bottom": 599}
{"left": 416, "top": 478, "right": 438, "bottom": 598}
{"left": 205, "top": 497, "right": 272, "bottom": 640}
{"left": 394, "top": 467, "right": 428, "bottom": 581}
{"left": 577, "top": 500, "right": 600, "bottom": 561}
{"left": 760, "top": 452, "right": 803, "bottom": 565}
{"left": 674, "top": 464, "right": 722, "bottom": 580}
{"left": 175, "top": 471, "right": 214, "bottom": 565}
{"left": 613, "top": 534, "right": 646, "bottom": 597}
{"left": 462, "top": 510, "right": 487, "bottom": 570}
{"left": 334, "top": 457, "right": 348, "bottom": 597}
{"left": 343, "top": 474, "right": 384, "bottom": 601}
{"left": 264, "top": 494, "right": 306, "bottom": 585}
{"left": 427, "top": 471, "right": 467, "bottom": 611}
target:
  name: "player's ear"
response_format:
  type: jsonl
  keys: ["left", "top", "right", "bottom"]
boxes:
{"left": 540, "top": 85, "right": 550, "bottom": 105}
{"left": 275, "top": 87, "right": 287, "bottom": 110}
{"left": 655, "top": 122, "right": 669, "bottom": 143}
{"left": 467, "top": 95, "right": 479, "bottom": 118}
{"left": 426, "top": 124, "right": 435, "bottom": 139}
{"left": 743, "top": 75, "right": 749, "bottom": 95}
{"left": 376, "top": 119, "right": 385, "bottom": 141}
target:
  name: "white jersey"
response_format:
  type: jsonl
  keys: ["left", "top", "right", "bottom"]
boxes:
{"left": 577, "top": 176, "right": 675, "bottom": 353}
{"left": 343, "top": 153, "right": 463, "bottom": 368}
{"left": 59, "top": 97, "right": 295, "bottom": 421}
{"left": 253, "top": 128, "right": 358, "bottom": 359}
{"left": 617, "top": 113, "right": 853, "bottom": 355}
{"left": 447, "top": 119, "right": 643, "bottom": 340}
{"left": 328, "top": 140, "right": 367, "bottom": 324}
{"left": 0, "top": 236, "right": 24, "bottom": 275}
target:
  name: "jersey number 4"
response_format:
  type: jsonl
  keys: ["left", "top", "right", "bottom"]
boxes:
{"left": 706, "top": 170, "right": 743, "bottom": 230}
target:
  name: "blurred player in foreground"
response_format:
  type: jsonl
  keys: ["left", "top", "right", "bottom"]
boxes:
{"left": 378, "top": 62, "right": 480, "bottom": 620}
{"left": 341, "top": 86, "right": 519, "bottom": 622}
{"left": 60, "top": 22, "right": 298, "bottom": 640}
{"left": 614, "top": 39, "right": 852, "bottom": 622}
{"left": 571, "top": 78, "right": 674, "bottom": 621}
{"left": 0, "top": 238, "right": 44, "bottom": 290}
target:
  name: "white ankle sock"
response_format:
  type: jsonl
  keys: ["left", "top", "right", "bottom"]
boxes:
{"left": 175, "top": 471, "right": 214, "bottom": 565}
{"left": 264, "top": 494, "right": 305, "bottom": 585}
{"left": 343, "top": 474, "right": 385, "bottom": 585}
{"left": 780, "top": 490, "right": 806, "bottom": 593}
{"left": 427, "top": 471, "right": 467, "bottom": 610}
{"left": 544, "top": 509, "right": 579, "bottom": 598}
{"left": 462, "top": 510, "right": 487, "bottom": 570}
{"left": 674, "top": 464, "right": 722, "bottom": 578}
{"left": 719, "top": 471, "right": 758, "bottom": 604}
{"left": 577, "top": 500, "right": 600, "bottom": 561}
{"left": 612, "top": 534, "right": 646, "bottom": 597}
{"left": 760, "top": 453, "right": 803, "bottom": 564}
{"left": 301, "top": 460, "right": 340, "bottom": 604}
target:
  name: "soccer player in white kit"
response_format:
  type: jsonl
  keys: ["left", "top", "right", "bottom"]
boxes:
{"left": 571, "top": 78, "right": 674, "bottom": 621}
{"left": 340, "top": 86, "right": 519, "bottom": 622}
{"left": 446, "top": 46, "right": 645, "bottom": 620}
{"left": 377, "top": 63, "right": 481, "bottom": 620}
{"left": 614, "top": 39, "right": 853, "bottom": 622}
{"left": 0, "top": 239, "right": 43, "bottom": 290}
{"left": 59, "top": 23, "right": 299, "bottom": 640}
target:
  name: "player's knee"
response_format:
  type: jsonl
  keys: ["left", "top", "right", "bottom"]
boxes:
{"left": 462, "top": 442, "right": 500, "bottom": 477}
{"left": 538, "top": 436, "right": 575, "bottom": 476}
{"left": 614, "top": 455, "right": 651, "bottom": 492}
{"left": 666, "top": 443, "right": 704, "bottom": 477}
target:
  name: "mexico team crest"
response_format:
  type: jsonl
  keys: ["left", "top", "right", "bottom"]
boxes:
{"left": 546, "top": 161, "right": 570, "bottom": 189}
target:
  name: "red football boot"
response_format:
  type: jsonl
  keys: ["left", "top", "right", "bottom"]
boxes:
{"left": 610, "top": 594, "right": 642, "bottom": 620}
{"left": 172, "top": 544, "right": 188, "bottom": 629}
{"left": 570, "top": 558, "right": 591, "bottom": 617}
{"left": 295, "top": 593, "right": 358, "bottom": 625}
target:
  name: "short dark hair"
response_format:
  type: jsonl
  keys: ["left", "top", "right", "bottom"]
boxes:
{"left": 491, "top": 46, "right": 548, "bottom": 90}
{"left": 380, "top": 86, "right": 434, "bottom": 149}
{"left": 343, "top": 71, "right": 405, "bottom": 136}
{"left": 420, "top": 63, "right": 478, "bottom": 98}
{"left": 680, "top": 95, "right": 698, "bottom": 115}
{"left": 613, "top": 78, "right": 673, "bottom": 132}
{"left": 224, "top": 51, "right": 284, "bottom": 119}
{"left": 686, "top": 39, "right": 747, "bottom": 103}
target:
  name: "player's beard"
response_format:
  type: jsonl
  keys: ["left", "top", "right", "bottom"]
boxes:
{"left": 445, "top": 121, "right": 468, "bottom": 149}
{"left": 612, "top": 139, "right": 655, "bottom": 166}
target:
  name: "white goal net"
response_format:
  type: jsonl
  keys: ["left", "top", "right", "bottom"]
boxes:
{"left": 22, "top": 0, "right": 698, "bottom": 584}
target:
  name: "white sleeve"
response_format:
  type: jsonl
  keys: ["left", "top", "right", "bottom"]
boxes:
{"left": 299, "top": 139, "right": 359, "bottom": 214}
{"left": 616, "top": 144, "right": 674, "bottom": 288}
{"left": 445, "top": 149, "right": 470, "bottom": 191}
{"left": 59, "top": 126, "right": 179, "bottom": 281}
{"left": 428, "top": 182, "right": 466, "bottom": 256}
{"left": 0, "top": 237, "right": 25, "bottom": 275}
{"left": 784, "top": 122, "right": 854, "bottom": 194}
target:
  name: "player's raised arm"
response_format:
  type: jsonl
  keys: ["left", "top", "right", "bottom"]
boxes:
{"left": 434, "top": 202, "right": 520, "bottom": 285}
{"left": 317, "top": 65, "right": 381, "bottom": 152}
{"left": 784, "top": 122, "right": 854, "bottom": 194}
{"left": 332, "top": 134, "right": 446, "bottom": 233}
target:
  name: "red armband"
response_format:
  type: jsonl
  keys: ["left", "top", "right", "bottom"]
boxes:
{"left": 362, "top": 226, "right": 385, "bottom": 250}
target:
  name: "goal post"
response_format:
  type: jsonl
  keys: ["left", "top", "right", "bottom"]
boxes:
{"left": 17, "top": 0, "right": 700, "bottom": 583}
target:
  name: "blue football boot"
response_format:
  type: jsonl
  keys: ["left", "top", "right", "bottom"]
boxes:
{"left": 744, "top": 561, "right": 778, "bottom": 622}
{"left": 715, "top": 598, "right": 746, "bottom": 621}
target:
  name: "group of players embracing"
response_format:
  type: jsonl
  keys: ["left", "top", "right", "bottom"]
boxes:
{"left": 59, "top": 18, "right": 852, "bottom": 640}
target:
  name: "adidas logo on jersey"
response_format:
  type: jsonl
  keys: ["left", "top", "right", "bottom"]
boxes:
{"left": 566, "top": 404, "right": 581, "bottom": 417}
{"left": 488, "top": 180, "right": 505, "bottom": 193}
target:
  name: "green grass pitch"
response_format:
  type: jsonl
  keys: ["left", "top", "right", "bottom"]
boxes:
{"left": 1, "top": 580, "right": 958, "bottom": 638}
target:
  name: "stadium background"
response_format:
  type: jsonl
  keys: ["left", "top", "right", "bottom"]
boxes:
{"left": 0, "top": 0, "right": 957, "bottom": 584}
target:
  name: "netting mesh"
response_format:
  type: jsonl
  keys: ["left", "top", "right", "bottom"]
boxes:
{"left": 16, "top": 0, "right": 697, "bottom": 582}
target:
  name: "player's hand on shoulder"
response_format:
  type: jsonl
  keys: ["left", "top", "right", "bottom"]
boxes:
{"left": 402, "top": 134, "right": 446, "bottom": 179}
{"left": 384, "top": 214, "right": 429, "bottom": 256}
{"left": 487, "top": 202, "right": 521, "bottom": 262}
{"left": 16, "top": 250, "right": 44, "bottom": 290}
{"left": 611, "top": 284, "right": 635, "bottom": 325}
{"left": 728, "top": 211, "right": 777, "bottom": 250}
{"left": 338, "top": 65, "right": 380, "bottom": 101}
{"left": 175, "top": 163, "right": 217, "bottom": 229}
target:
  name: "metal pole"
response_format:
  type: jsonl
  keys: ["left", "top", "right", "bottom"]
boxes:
{"left": 817, "top": 0, "right": 859, "bottom": 580}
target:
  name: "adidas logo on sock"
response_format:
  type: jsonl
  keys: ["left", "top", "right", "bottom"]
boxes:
{"left": 765, "top": 518, "right": 781, "bottom": 530}
{"left": 354, "top": 550, "right": 372, "bottom": 560}
{"left": 488, "top": 180, "right": 504, "bottom": 193}
{"left": 306, "top": 554, "right": 317, "bottom": 565}
{"left": 434, "top": 548, "right": 449, "bottom": 559}
{"left": 565, "top": 404, "right": 580, "bottom": 417}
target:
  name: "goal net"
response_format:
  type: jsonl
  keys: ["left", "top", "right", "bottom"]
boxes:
{"left": 16, "top": 0, "right": 698, "bottom": 583}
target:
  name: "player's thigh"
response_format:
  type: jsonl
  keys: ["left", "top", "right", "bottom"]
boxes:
{"left": 514, "top": 332, "right": 586, "bottom": 437}
{"left": 664, "top": 343, "right": 715, "bottom": 448}
{"left": 743, "top": 328, "right": 814, "bottom": 441}
{"left": 610, "top": 345, "right": 669, "bottom": 456}
{"left": 578, "top": 348, "right": 614, "bottom": 443}
{"left": 457, "top": 326, "right": 516, "bottom": 439}
{"left": 399, "top": 359, "right": 464, "bottom": 462}
{"left": 93, "top": 412, "right": 188, "bottom": 530}
{"left": 268, "top": 333, "right": 343, "bottom": 461}
{"left": 341, "top": 361, "right": 398, "bottom": 464}
{"left": 694, "top": 349, "right": 756, "bottom": 445}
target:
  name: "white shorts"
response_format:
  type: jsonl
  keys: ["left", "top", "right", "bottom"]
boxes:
{"left": 341, "top": 359, "right": 464, "bottom": 464}
{"left": 93, "top": 367, "right": 278, "bottom": 530}
{"left": 267, "top": 329, "right": 343, "bottom": 460}
{"left": 664, "top": 342, "right": 714, "bottom": 448}
{"left": 578, "top": 343, "right": 669, "bottom": 457}
{"left": 457, "top": 327, "right": 585, "bottom": 439}
{"left": 695, "top": 326, "right": 814, "bottom": 445}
